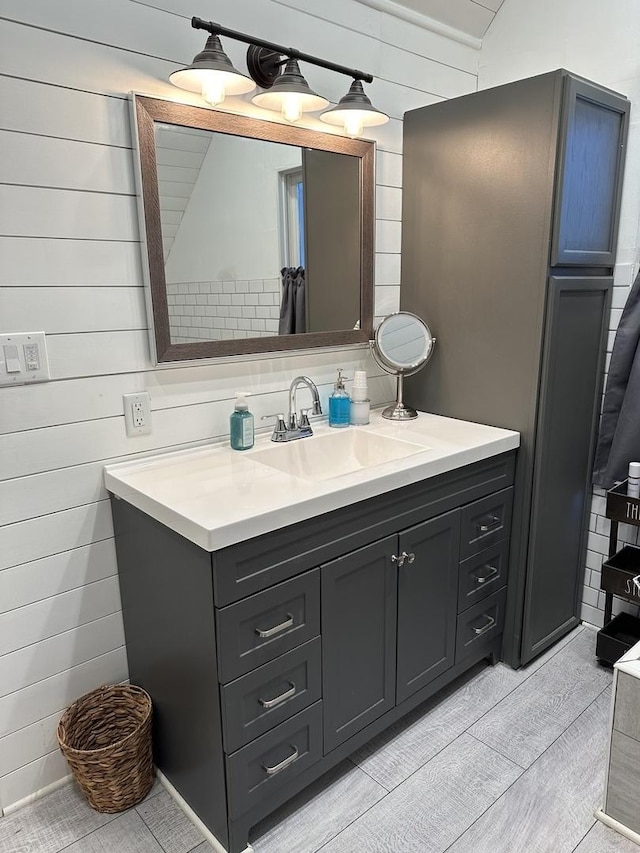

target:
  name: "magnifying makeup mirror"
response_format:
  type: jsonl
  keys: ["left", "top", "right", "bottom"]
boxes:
{"left": 370, "top": 312, "right": 436, "bottom": 420}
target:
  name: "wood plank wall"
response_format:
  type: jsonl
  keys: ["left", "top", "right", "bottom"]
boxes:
{"left": 0, "top": 0, "right": 479, "bottom": 809}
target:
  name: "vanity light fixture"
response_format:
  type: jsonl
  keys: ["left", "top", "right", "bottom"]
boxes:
{"left": 320, "top": 79, "right": 389, "bottom": 138}
{"left": 251, "top": 57, "right": 328, "bottom": 123}
{"left": 169, "top": 17, "right": 389, "bottom": 137}
{"left": 168, "top": 34, "right": 255, "bottom": 106}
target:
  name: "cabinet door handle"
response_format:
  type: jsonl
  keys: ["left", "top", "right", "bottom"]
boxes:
{"left": 474, "top": 564, "right": 499, "bottom": 585}
{"left": 255, "top": 613, "right": 294, "bottom": 639}
{"left": 472, "top": 614, "right": 496, "bottom": 636}
{"left": 259, "top": 681, "right": 296, "bottom": 709}
{"left": 477, "top": 515, "right": 501, "bottom": 534}
{"left": 262, "top": 745, "right": 299, "bottom": 776}
{"left": 392, "top": 551, "right": 415, "bottom": 567}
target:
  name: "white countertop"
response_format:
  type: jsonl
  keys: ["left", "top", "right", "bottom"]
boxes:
{"left": 615, "top": 639, "right": 640, "bottom": 679}
{"left": 104, "top": 411, "right": 520, "bottom": 551}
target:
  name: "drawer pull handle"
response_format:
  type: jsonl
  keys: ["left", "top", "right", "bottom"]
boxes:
{"left": 475, "top": 564, "right": 499, "bottom": 585}
{"left": 472, "top": 614, "right": 496, "bottom": 636}
{"left": 634, "top": 574, "right": 640, "bottom": 593}
{"left": 477, "top": 515, "right": 501, "bottom": 534}
{"left": 392, "top": 551, "right": 415, "bottom": 567}
{"left": 255, "top": 613, "right": 294, "bottom": 639}
{"left": 259, "top": 681, "right": 296, "bottom": 709}
{"left": 262, "top": 745, "right": 299, "bottom": 776}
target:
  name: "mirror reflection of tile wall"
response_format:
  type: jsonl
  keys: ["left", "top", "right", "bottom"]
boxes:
{"left": 167, "top": 278, "right": 280, "bottom": 343}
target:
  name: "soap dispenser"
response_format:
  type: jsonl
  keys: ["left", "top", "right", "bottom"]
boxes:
{"left": 329, "top": 369, "right": 350, "bottom": 428}
{"left": 230, "top": 392, "right": 254, "bottom": 450}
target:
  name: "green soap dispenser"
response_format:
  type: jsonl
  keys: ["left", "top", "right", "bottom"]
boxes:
{"left": 230, "top": 392, "right": 254, "bottom": 450}
{"left": 329, "top": 369, "right": 351, "bottom": 428}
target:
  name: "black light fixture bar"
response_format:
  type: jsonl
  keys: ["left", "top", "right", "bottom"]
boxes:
{"left": 191, "top": 16, "right": 374, "bottom": 84}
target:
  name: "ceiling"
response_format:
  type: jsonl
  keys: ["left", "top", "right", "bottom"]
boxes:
{"left": 360, "top": 0, "right": 507, "bottom": 40}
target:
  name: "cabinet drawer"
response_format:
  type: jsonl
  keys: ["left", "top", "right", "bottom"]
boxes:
{"left": 601, "top": 546, "right": 640, "bottom": 604}
{"left": 217, "top": 569, "right": 320, "bottom": 683}
{"left": 221, "top": 638, "right": 322, "bottom": 754}
{"left": 455, "top": 586, "right": 507, "bottom": 663}
{"left": 458, "top": 539, "right": 510, "bottom": 613}
{"left": 459, "top": 488, "right": 513, "bottom": 560}
{"left": 226, "top": 701, "right": 322, "bottom": 818}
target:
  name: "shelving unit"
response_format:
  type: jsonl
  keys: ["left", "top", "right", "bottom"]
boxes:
{"left": 596, "top": 481, "right": 640, "bottom": 664}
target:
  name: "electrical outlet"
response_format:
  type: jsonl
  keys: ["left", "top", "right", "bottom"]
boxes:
{"left": 123, "top": 392, "right": 152, "bottom": 436}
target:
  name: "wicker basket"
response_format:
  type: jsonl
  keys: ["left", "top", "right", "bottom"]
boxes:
{"left": 57, "top": 684, "right": 153, "bottom": 813}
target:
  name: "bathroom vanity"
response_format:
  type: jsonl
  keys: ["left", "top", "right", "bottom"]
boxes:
{"left": 597, "top": 639, "right": 640, "bottom": 844}
{"left": 105, "top": 413, "right": 519, "bottom": 852}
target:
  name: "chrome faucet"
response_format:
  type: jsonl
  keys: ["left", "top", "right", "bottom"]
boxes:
{"left": 263, "top": 376, "right": 323, "bottom": 442}
{"left": 288, "top": 376, "right": 322, "bottom": 430}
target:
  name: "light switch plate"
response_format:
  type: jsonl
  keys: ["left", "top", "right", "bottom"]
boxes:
{"left": 0, "top": 332, "right": 51, "bottom": 386}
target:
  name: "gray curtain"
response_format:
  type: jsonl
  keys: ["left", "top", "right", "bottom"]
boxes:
{"left": 278, "top": 266, "right": 306, "bottom": 335}
{"left": 593, "top": 268, "right": 640, "bottom": 487}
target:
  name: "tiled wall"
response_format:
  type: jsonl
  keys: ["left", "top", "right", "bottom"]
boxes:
{"left": 168, "top": 278, "right": 280, "bottom": 342}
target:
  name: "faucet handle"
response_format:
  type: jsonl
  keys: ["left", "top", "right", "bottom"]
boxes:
{"left": 261, "top": 413, "right": 288, "bottom": 442}
{"left": 299, "top": 409, "right": 313, "bottom": 434}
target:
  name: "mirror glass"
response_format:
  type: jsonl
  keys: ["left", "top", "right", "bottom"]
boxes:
{"left": 375, "top": 312, "right": 435, "bottom": 371}
{"left": 133, "top": 95, "right": 374, "bottom": 363}
{"left": 371, "top": 312, "right": 435, "bottom": 421}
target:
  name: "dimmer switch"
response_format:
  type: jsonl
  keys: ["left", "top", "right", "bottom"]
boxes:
{"left": 0, "top": 332, "right": 51, "bottom": 386}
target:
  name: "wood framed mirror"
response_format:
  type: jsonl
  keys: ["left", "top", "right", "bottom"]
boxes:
{"left": 131, "top": 95, "right": 375, "bottom": 363}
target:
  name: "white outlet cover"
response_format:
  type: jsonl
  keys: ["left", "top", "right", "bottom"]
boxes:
{"left": 123, "top": 392, "right": 152, "bottom": 436}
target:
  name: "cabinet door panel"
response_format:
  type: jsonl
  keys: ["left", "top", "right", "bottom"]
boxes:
{"left": 322, "top": 536, "right": 397, "bottom": 753}
{"left": 396, "top": 510, "right": 460, "bottom": 704}
{"left": 521, "top": 276, "right": 612, "bottom": 664}
{"left": 552, "top": 78, "right": 629, "bottom": 266}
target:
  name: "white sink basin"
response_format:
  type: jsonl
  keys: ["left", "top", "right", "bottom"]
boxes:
{"left": 249, "top": 429, "right": 429, "bottom": 481}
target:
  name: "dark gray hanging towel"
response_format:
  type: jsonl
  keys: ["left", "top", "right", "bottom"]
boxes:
{"left": 278, "top": 266, "right": 306, "bottom": 335}
{"left": 593, "top": 268, "right": 640, "bottom": 487}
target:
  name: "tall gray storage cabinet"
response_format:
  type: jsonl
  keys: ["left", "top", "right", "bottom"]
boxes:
{"left": 401, "top": 70, "right": 630, "bottom": 667}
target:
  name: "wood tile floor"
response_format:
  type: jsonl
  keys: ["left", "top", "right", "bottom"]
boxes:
{"left": 1, "top": 626, "right": 637, "bottom": 853}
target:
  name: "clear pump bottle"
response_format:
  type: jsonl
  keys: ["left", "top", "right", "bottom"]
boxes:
{"left": 230, "top": 392, "right": 254, "bottom": 450}
{"left": 329, "top": 369, "right": 351, "bottom": 428}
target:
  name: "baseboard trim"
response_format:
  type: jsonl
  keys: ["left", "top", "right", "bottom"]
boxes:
{"left": 595, "top": 808, "right": 640, "bottom": 845}
{"left": 3, "top": 773, "right": 73, "bottom": 817}
{"left": 156, "top": 769, "right": 253, "bottom": 853}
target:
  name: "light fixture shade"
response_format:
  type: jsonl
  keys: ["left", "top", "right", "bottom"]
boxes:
{"left": 320, "top": 79, "right": 389, "bottom": 137}
{"left": 252, "top": 58, "right": 329, "bottom": 122}
{"left": 169, "top": 34, "right": 255, "bottom": 105}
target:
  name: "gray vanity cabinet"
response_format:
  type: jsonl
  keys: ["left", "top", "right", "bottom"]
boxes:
{"left": 323, "top": 511, "right": 461, "bottom": 750}
{"left": 396, "top": 510, "right": 460, "bottom": 703}
{"left": 110, "top": 449, "right": 515, "bottom": 853}
{"left": 322, "top": 536, "right": 397, "bottom": 752}
{"left": 401, "top": 69, "right": 629, "bottom": 668}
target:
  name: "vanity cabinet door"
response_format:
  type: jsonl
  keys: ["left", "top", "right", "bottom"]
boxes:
{"left": 322, "top": 536, "right": 397, "bottom": 754}
{"left": 396, "top": 510, "right": 460, "bottom": 704}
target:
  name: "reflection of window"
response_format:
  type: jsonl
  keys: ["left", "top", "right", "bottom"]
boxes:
{"left": 279, "top": 168, "right": 305, "bottom": 268}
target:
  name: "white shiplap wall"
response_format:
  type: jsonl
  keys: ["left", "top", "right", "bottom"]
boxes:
{"left": 478, "top": 0, "right": 640, "bottom": 629}
{"left": 0, "top": 0, "right": 479, "bottom": 809}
